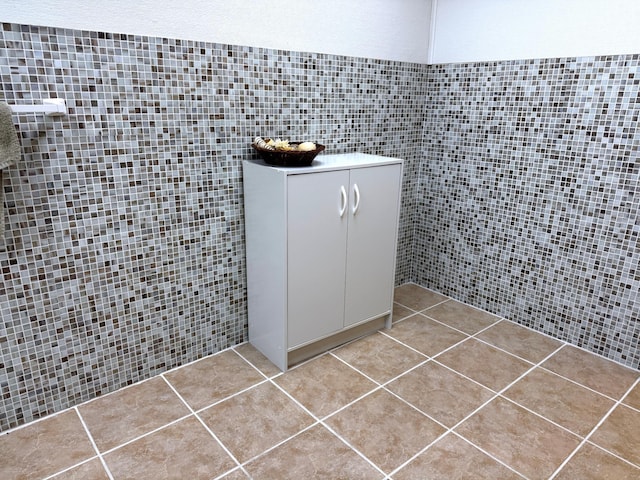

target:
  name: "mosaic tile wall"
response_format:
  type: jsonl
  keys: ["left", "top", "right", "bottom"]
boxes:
{"left": 0, "top": 22, "right": 426, "bottom": 431}
{"left": 415, "top": 54, "right": 640, "bottom": 370}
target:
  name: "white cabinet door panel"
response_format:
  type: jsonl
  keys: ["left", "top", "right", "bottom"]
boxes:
{"left": 344, "top": 164, "right": 401, "bottom": 326}
{"left": 287, "top": 170, "right": 349, "bottom": 348}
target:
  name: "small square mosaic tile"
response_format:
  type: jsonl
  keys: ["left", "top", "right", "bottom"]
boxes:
{"left": 0, "top": 22, "right": 425, "bottom": 431}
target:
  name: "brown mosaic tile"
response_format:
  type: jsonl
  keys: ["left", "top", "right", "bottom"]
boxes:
{"left": 455, "top": 397, "right": 581, "bottom": 479}
{"left": 325, "top": 389, "right": 446, "bottom": 474}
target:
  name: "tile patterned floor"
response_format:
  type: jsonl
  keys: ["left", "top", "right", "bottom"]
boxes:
{"left": 1, "top": 283, "right": 639, "bottom": 479}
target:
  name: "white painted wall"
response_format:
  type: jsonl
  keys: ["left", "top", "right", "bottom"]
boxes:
{"left": 1, "top": 0, "right": 432, "bottom": 63}
{"left": 430, "top": 0, "right": 640, "bottom": 63}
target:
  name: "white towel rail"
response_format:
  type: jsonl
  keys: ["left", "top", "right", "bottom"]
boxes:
{"left": 9, "top": 98, "right": 67, "bottom": 116}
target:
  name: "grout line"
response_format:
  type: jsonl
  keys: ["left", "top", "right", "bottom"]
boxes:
{"left": 56, "top": 407, "right": 115, "bottom": 480}
{"left": 548, "top": 376, "right": 640, "bottom": 479}
{"left": 159, "top": 375, "right": 246, "bottom": 474}
{"left": 265, "top": 375, "right": 388, "bottom": 477}
{"left": 387, "top": 338, "right": 565, "bottom": 478}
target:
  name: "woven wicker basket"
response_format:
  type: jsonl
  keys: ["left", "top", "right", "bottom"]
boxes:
{"left": 251, "top": 142, "right": 326, "bottom": 167}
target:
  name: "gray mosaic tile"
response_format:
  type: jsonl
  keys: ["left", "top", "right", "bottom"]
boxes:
{"left": 415, "top": 54, "right": 640, "bottom": 371}
{"left": 0, "top": 22, "right": 424, "bottom": 431}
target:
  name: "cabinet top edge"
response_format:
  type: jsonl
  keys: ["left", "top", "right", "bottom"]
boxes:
{"left": 243, "top": 152, "right": 403, "bottom": 173}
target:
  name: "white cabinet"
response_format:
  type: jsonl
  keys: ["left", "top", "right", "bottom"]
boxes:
{"left": 243, "top": 153, "right": 403, "bottom": 371}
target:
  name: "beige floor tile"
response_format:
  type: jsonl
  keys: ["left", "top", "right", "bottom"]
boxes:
{"left": 455, "top": 397, "right": 581, "bottom": 480}
{"left": 164, "top": 350, "right": 264, "bottom": 410}
{"left": 503, "top": 367, "right": 615, "bottom": 436}
{"left": 392, "top": 302, "right": 415, "bottom": 323}
{"left": 233, "top": 342, "right": 281, "bottom": 378}
{"left": 394, "top": 284, "right": 448, "bottom": 311}
{"left": 78, "top": 376, "right": 190, "bottom": 452}
{"left": 622, "top": 382, "right": 640, "bottom": 410}
{"left": 424, "top": 300, "right": 500, "bottom": 334}
{"left": 274, "top": 354, "right": 376, "bottom": 418}
{"left": 325, "top": 389, "right": 446, "bottom": 474}
{"left": 244, "top": 425, "right": 383, "bottom": 479}
{"left": 218, "top": 468, "right": 250, "bottom": 479}
{"left": 436, "top": 338, "right": 532, "bottom": 391}
{"left": 199, "top": 382, "right": 314, "bottom": 463}
{"left": 555, "top": 443, "right": 640, "bottom": 480}
{"left": 50, "top": 458, "right": 110, "bottom": 480}
{"left": 476, "top": 320, "right": 563, "bottom": 363}
{"left": 541, "top": 346, "right": 639, "bottom": 399}
{"left": 0, "top": 410, "right": 96, "bottom": 480}
{"left": 387, "top": 361, "right": 494, "bottom": 427}
{"left": 386, "top": 313, "right": 468, "bottom": 357}
{"left": 104, "top": 416, "right": 235, "bottom": 480}
{"left": 590, "top": 404, "right": 640, "bottom": 467}
{"left": 393, "top": 433, "right": 523, "bottom": 480}
{"left": 333, "top": 332, "right": 426, "bottom": 383}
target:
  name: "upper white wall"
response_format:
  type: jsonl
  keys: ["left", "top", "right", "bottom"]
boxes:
{"left": 2, "top": 0, "right": 432, "bottom": 63}
{"left": 431, "top": 0, "right": 640, "bottom": 64}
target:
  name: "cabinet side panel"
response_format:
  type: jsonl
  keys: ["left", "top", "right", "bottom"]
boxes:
{"left": 243, "top": 162, "right": 287, "bottom": 370}
{"left": 344, "top": 163, "right": 403, "bottom": 326}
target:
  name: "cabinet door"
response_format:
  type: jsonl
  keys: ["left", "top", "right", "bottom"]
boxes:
{"left": 287, "top": 170, "right": 350, "bottom": 348}
{"left": 344, "top": 164, "right": 402, "bottom": 327}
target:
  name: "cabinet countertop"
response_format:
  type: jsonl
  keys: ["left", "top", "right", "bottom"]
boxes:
{"left": 243, "top": 152, "right": 403, "bottom": 174}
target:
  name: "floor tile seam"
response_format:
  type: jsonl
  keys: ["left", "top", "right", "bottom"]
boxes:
{"left": 162, "top": 371, "right": 271, "bottom": 414}
{"left": 63, "top": 406, "right": 115, "bottom": 480}
{"left": 159, "top": 375, "right": 244, "bottom": 470}
{"left": 536, "top": 362, "right": 625, "bottom": 403}
{"left": 316, "top": 418, "right": 389, "bottom": 478}
{"left": 212, "top": 465, "right": 251, "bottom": 480}
{"left": 583, "top": 439, "right": 640, "bottom": 470}
{"left": 450, "top": 431, "right": 529, "bottom": 480}
{"left": 420, "top": 296, "right": 503, "bottom": 320}
{"left": 495, "top": 393, "right": 587, "bottom": 440}
{"left": 420, "top": 309, "right": 502, "bottom": 339}
{"left": 329, "top": 348, "right": 432, "bottom": 390}
{"left": 547, "top": 374, "right": 640, "bottom": 478}
{"left": 380, "top": 384, "right": 450, "bottom": 432}
{"left": 267, "top": 366, "right": 385, "bottom": 427}
{"left": 231, "top": 345, "right": 278, "bottom": 381}
{"left": 536, "top": 349, "right": 634, "bottom": 403}
{"left": 376, "top": 327, "right": 434, "bottom": 358}
{"left": 434, "top": 340, "right": 567, "bottom": 448}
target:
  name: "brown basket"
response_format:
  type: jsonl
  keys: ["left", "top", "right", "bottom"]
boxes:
{"left": 251, "top": 142, "right": 326, "bottom": 167}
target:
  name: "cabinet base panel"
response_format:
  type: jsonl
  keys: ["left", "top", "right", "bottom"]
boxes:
{"left": 287, "top": 316, "right": 388, "bottom": 369}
